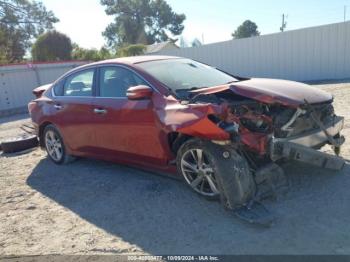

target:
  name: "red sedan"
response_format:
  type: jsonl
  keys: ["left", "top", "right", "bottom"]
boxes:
{"left": 28, "top": 56, "right": 345, "bottom": 212}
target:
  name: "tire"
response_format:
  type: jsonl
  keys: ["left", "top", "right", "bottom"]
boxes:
{"left": 1, "top": 135, "right": 38, "bottom": 153}
{"left": 176, "top": 139, "right": 256, "bottom": 209}
{"left": 43, "top": 124, "right": 75, "bottom": 165}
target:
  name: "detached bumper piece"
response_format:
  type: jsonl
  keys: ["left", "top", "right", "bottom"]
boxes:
{"left": 234, "top": 201, "right": 275, "bottom": 227}
{"left": 233, "top": 163, "right": 289, "bottom": 226}
{"left": 254, "top": 163, "right": 289, "bottom": 200}
{"left": 272, "top": 141, "right": 345, "bottom": 170}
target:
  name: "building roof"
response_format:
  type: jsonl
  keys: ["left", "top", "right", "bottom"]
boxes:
{"left": 145, "top": 41, "right": 179, "bottom": 54}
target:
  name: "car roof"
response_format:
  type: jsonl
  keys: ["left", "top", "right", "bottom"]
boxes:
{"left": 56, "top": 55, "right": 183, "bottom": 83}
{"left": 89, "top": 55, "right": 181, "bottom": 66}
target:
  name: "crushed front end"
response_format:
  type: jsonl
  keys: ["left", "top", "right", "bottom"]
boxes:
{"left": 157, "top": 79, "right": 346, "bottom": 225}
{"left": 186, "top": 84, "right": 346, "bottom": 205}
{"left": 205, "top": 91, "right": 346, "bottom": 170}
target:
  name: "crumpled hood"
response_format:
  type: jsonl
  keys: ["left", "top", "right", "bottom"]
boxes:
{"left": 191, "top": 78, "right": 333, "bottom": 107}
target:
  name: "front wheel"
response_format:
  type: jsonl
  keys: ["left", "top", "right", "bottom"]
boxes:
{"left": 176, "top": 139, "right": 256, "bottom": 209}
{"left": 178, "top": 143, "right": 220, "bottom": 199}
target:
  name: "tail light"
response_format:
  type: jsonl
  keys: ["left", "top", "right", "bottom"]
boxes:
{"left": 32, "top": 86, "right": 47, "bottom": 98}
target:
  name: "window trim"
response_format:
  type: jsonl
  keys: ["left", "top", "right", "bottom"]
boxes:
{"left": 62, "top": 68, "right": 95, "bottom": 97}
{"left": 52, "top": 67, "right": 97, "bottom": 98}
{"left": 96, "top": 64, "right": 159, "bottom": 99}
{"left": 52, "top": 64, "right": 159, "bottom": 99}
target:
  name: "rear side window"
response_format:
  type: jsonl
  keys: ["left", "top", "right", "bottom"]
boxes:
{"left": 99, "top": 67, "right": 147, "bottom": 98}
{"left": 63, "top": 69, "right": 94, "bottom": 97}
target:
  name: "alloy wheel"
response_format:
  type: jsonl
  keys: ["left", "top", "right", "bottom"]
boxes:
{"left": 45, "top": 130, "right": 63, "bottom": 162}
{"left": 180, "top": 148, "right": 220, "bottom": 197}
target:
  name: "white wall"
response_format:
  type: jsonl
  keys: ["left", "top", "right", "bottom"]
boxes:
{"left": 158, "top": 21, "right": 350, "bottom": 82}
{"left": 0, "top": 61, "right": 86, "bottom": 115}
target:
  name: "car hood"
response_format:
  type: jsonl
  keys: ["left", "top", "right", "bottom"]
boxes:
{"left": 191, "top": 78, "right": 333, "bottom": 107}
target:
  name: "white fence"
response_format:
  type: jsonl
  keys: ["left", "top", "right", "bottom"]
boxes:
{"left": 0, "top": 61, "right": 87, "bottom": 116}
{"left": 158, "top": 21, "right": 350, "bottom": 82}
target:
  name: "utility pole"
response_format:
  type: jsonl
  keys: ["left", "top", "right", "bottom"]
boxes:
{"left": 344, "top": 6, "right": 347, "bottom": 22}
{"left": 280, "top": 14, "right": 287, "bottom": 32}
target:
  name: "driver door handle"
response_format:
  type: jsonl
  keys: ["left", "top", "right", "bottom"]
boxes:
{"left": 94, "top": 108, "right": 107, "bottom": 114}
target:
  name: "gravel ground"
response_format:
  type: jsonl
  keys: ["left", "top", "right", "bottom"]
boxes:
{"left": 0, "top": 82, "right": 350, "bottom": 256}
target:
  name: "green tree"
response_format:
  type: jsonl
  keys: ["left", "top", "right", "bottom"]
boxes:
{"left": 0, "top": 28, "right": 7, "bottom": 63}
{"left": 31, "top": 30, "right": 72, "bottom": 61}
{"left": 72, "top": 44, "right": 113, "bottom": 61}
{"left": 232, "top": 20, "right": 260, "bottom": 39}
{"left": 99, "top": 47, "right": 112, "bottom": 60}
{"left": 117, "top": 44, "right": 146, "bottom": 57}
{"left": 101, "top": 0, "right": 186, "bottom": 48}
{"left": 0, "top": 0, "right": 58, "bottom": 63}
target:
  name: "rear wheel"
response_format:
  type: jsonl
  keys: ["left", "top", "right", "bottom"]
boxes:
{"left": 177, "top": 139, "right": 256, "bottom": 209}
{"left": 43, "top": 125, "right": 75, "bottom": 165}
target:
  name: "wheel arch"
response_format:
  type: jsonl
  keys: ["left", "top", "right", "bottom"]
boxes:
{"left": 38, "top": 121, "right": 54, "bottom": 147}
{"left": 167, "top": 132, "right": 193, "bottom": 155}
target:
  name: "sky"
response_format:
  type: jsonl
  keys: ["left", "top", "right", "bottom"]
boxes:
{"left": 40, "top": 0, "right": 350, "bottom": 49}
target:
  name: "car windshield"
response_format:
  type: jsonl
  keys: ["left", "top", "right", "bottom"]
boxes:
{"left": 137, "top": 58, "right": 238, "bottom": 98}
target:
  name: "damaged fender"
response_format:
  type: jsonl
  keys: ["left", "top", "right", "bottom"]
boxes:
{"left": 153, "top": 94, "right": 230, "bottom": 141}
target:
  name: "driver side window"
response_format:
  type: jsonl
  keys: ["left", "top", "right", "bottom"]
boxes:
{"left": 63, "top": 69, "right": 94, "bottom": 97}
{"left": 99, "top": 66, "right": 147, "bottom": 98}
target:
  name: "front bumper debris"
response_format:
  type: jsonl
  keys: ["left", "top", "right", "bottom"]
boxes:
{"left": 273, "top": 116, "right": 344, "bottom": 148}
{"left": 271, "top": 141, "right": 345, "bottom": 170}
{"left": 234, "top": 201, "right": 275, "bottom": 227}
{"left": 270, "top": 115, "right": 345, "bottom": 170}
{"left": 236, "top": 112, "right": 346, "bottom": 226}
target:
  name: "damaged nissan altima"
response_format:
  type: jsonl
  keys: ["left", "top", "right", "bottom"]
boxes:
{"left": 28, "top": 56, "right": 345, "bottom": 224}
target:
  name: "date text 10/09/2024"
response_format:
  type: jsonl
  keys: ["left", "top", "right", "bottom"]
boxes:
{"left": 127, "top": 255, "right": 220, "bottom": 261}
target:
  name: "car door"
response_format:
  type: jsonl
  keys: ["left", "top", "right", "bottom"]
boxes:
{"left": 49, "top": 68, "right": 96, "bottom": 154}
{"left": 91, "top": 65, "right": 168, "bottom": 166}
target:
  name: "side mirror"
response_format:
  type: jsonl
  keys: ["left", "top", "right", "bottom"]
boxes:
{"left": 126, "top": 85, "right": 153, "bottom": 100}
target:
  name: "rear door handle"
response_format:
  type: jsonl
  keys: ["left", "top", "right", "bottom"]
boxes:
{"left": 54, "top": 104, "right": 62, "bottom": 110}
{"left": 94, "top": 108, "right": 107, "bottom": 114}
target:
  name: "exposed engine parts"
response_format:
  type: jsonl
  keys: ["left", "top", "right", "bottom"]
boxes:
{"left": 202, "top": 91, "right": 344, "bottom": 159}
{"left": 280, "top": 108, "right": 306, "bottom": 133}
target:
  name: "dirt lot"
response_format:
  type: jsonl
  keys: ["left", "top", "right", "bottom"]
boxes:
{"left": 1, "top": 82, "right": 350, "bottom": 256}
